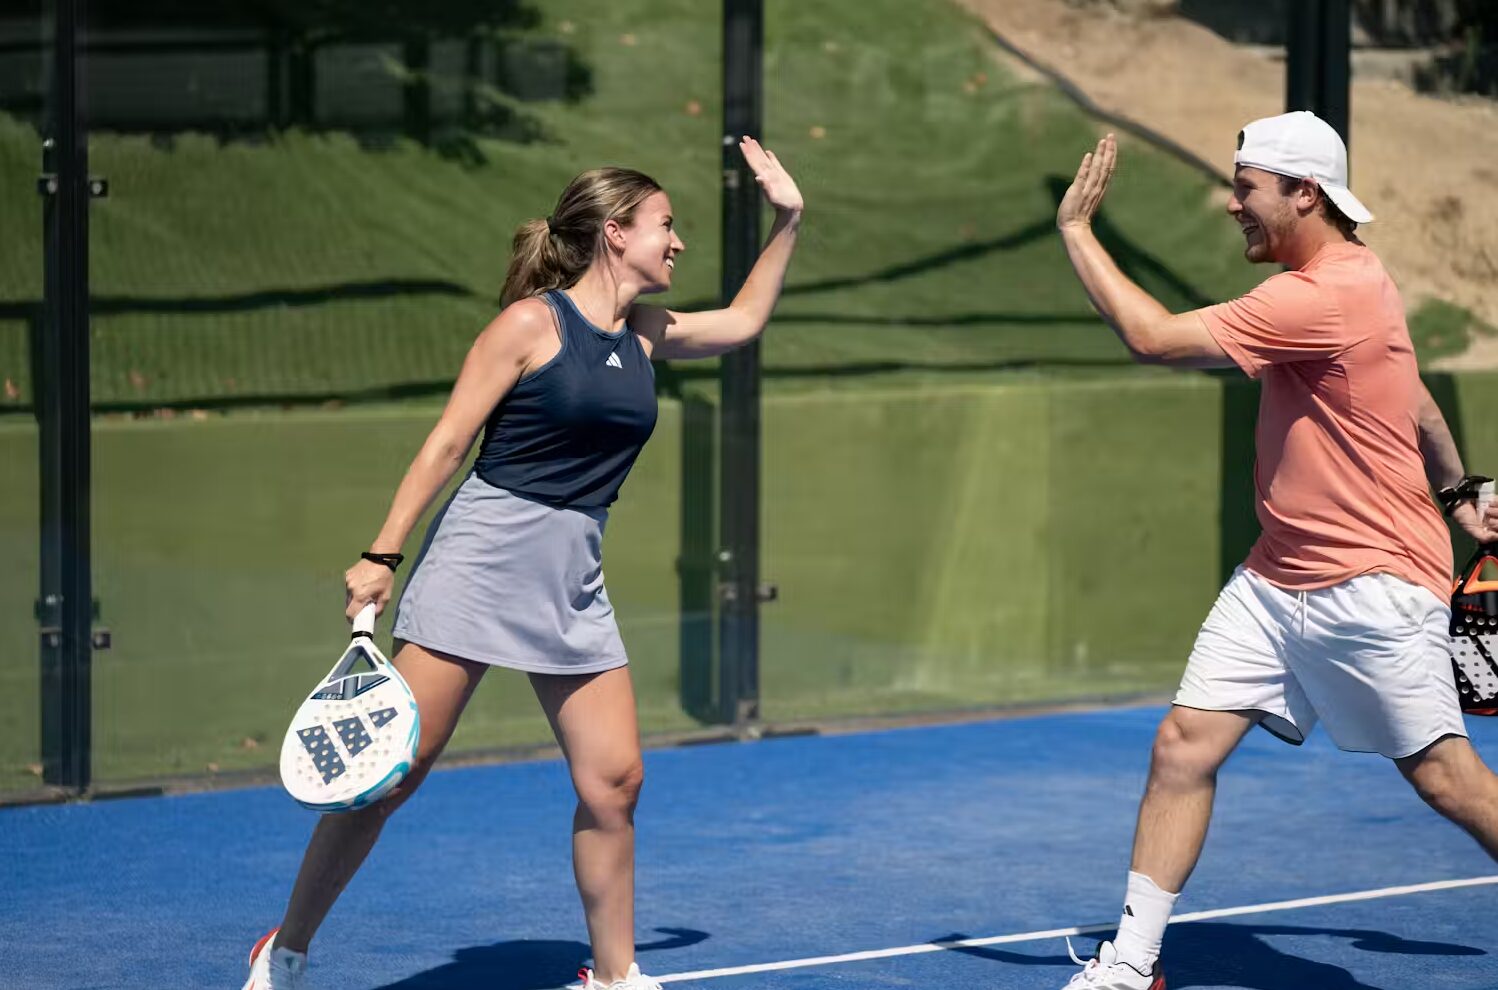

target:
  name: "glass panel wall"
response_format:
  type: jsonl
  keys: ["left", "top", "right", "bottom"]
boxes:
{"left": 0, "top": 0, "right": 47, "bottom": 794}
{"left": 755, "top": 0, "right": 1263, "bottom": 721}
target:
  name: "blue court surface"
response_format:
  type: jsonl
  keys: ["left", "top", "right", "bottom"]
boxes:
{"left": 6, "top": 704, "right": 1498, "bottom": 990}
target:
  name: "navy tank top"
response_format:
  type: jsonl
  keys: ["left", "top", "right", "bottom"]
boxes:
{"left": 474, "top": 290, "right": 658, "bottom": 508}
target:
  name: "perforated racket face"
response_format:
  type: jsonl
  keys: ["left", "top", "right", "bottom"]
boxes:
{"left": 1450, "top": 626, "right": 1498, "bottom": 709}
{"left": 280, "top": 640, "right": 420, "bottom": 811}
{"left": 1444, "top": 596, "right": 1498, "bottom": 709}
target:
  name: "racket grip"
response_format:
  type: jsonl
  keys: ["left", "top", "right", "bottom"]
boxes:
{"left": 352, "top": 602, "right": 378, "bottom": 637}
{"left": 1479, "top": 481, "right": 1495, "bottom": 519}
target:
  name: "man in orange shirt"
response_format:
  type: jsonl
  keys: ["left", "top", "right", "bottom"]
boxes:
{"left": 1051, "top": 112, "right": 1498, "bottom": 990}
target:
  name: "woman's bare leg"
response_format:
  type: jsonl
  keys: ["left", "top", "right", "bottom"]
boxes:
{"left": 276, "top": 642, "right": 487, "bottom": 952}
{"left": 532, "top": 666, "right": 644, "bottom": 984}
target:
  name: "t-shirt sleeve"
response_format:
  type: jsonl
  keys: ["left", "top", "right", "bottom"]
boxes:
{"left": 1196, "top": 271, "right": 1350, "bottom": 379}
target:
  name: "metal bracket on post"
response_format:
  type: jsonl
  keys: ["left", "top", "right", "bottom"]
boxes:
{"left": 720, "top": 579, "right": 778, "bottom": 604}
{"left": 37, "top": 174, "right": 107, "bottom": 199}
{"left": 38, "top": 137, "right": 57, "bottom": 198}
{"left": 38, "top": 141, "right": 106, "bottom": 197}
{"left": 35, "top": 594, "right": 61, "bottom": 650}
{"left": 90, "top": 598, "right": 109, "bottom": 652}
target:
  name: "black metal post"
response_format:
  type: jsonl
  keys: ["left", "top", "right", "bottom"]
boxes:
{"left": 718, "top": 0, "right": 763, "bottom": 729}
{"left": 1286, "top": 0, "right": 1351, "bottom": 145}
{"left": 267, "top": 28, "right": 286, "bottom": 129}
{"left": 288, "top": 34, "right": 314, "bottom": 128}
{"left": 403, "top": 34, "right": 431, "bottom": 145}
{"left": 38, "top": 0, "right": 92, "bottom": 792}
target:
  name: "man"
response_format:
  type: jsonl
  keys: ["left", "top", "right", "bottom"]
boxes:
{"left": 1052, "top": 111, "right": 1498, "bottom": 990}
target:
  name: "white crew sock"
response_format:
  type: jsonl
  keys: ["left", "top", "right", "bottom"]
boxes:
{"left": 270, "top": 944, "right": 308, "bottom": 975}
{"left": 1112, "top": 871, "right": 1178, "bottom": 970}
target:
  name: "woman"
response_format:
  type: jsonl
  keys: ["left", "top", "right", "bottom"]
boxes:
{"left": 244, "top": 137, "right": 803, "bottom": 990}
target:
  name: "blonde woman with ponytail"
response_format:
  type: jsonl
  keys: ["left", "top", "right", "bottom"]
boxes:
{"left": 242, "top": 138, "right": 804, "bottom": 990}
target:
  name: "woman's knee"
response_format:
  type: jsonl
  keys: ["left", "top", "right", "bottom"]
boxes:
{"left": 574, "top": 758, "right": 645, "bottom": 826}
{"left": 363, "top": 723, "right": 455, "bottom": 818}
{"left": 364, "top": 751, "right": 440, "bottom": 818}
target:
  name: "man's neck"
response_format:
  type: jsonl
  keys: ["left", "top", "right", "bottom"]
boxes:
{"left": 1278, "top": 225, "right": 1354, "bottom": 271}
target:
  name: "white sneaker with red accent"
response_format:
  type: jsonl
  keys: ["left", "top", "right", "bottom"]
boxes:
{"left": 574, "top": 962, "right": 663, "bottom": 990}
{"left": 1060, "top": 939, "right": 1164, "bottom": 989}
{"left": 241, "top": 928, "right": 309, "bottom": 990}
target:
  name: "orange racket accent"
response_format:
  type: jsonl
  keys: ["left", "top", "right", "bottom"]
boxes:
{"left": 1454, "top": 551, "right": 1498, "bottom": 596}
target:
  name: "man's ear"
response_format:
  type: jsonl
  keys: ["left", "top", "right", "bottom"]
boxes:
{"left": 1294, "top": 178, "right": 1322, "bottom": 215}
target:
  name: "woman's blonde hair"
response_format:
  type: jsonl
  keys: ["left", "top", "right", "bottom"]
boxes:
{"left": 500, "top": 167, "right": 664, "bottom": 308}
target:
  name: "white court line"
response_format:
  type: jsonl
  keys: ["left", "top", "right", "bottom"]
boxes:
{"left": 655, "top": 874, "right": 1498, "bottom": 983}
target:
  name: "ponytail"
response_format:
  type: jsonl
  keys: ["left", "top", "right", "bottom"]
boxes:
{"left": 500, "top": 217, "right": 589, "bottom": 309}
{"left": 499, "top": 167, "right": 664, "bottom": 309}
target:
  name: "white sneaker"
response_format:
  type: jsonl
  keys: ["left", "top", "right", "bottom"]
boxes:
{"left": 242, "top": 928, "right": 309, "bottom": 990}
{"left": 1060, "top": 939, "right": 1164, "bottom": 989}
{"left": 574, "top": 962, "right": 663, "bottom": 990}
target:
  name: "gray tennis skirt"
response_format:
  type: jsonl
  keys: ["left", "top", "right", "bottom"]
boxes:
{"left": 391, "top": 472, "right": 628, "bottom": 675}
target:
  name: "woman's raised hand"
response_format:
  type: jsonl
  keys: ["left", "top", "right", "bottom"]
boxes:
{"left": 739, "top": 136, "right": 804, "bottom": 215}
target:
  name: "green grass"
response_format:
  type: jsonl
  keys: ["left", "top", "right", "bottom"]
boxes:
{"left": 1409, "top": 298, "right": 1498, "bottom": 364}
{"left": 0, "top": 0, "right": 1267, "bottom": 411}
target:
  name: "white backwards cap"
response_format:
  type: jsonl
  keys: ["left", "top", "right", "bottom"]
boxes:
{"left": 1234, "top": 110, "right": 1373, "bottom": 224}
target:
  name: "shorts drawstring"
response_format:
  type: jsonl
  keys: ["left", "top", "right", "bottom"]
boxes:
{"left": 1296, "top": 590, "right": 1308, "bottom": 638}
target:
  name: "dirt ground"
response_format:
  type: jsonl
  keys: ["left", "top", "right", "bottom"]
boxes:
{"left": 956, "top": 0, "right": 1498, "bottom": 362}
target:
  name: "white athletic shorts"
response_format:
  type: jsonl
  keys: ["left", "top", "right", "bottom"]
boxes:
{"left": 1175, "top": 566, "right": 1467, "bottom": 759}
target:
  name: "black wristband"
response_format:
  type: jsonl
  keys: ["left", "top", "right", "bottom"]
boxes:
{"left": 360, "top": 551, "right": 405, "bottom": 572}
{"left": 1438, "top": 475, "right": 1493, "bottom": 517}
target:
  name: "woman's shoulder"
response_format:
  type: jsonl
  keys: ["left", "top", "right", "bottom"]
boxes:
{"left": 487, "top": 295, "right": 559, "bottom": 338}
{"left": 471, "top": 295, "right": 562, "bottom": 364}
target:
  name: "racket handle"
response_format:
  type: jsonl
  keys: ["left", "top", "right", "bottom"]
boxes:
{"left": 352, "top": 602, "right": 378, "bottom": 637}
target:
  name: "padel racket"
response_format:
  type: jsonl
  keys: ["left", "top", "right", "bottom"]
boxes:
{"left": 280, "top": 603, "right": 420, "bottom": 811}
{"left": 1451, "top": 543, "right": 1498, "bottom": 716}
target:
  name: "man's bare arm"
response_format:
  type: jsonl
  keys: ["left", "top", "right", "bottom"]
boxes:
{"left": 1415, "top": 383, "right": 1498, "bottom": 542}
{"left": 1055, "top": 135, "right": 1235, "bottom": 370}
{"left": 1416, "top": 383, "right": 1465, "bottom": 490}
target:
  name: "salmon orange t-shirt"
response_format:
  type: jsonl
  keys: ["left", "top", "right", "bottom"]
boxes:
{"left": 1198, "top": 240, "right": 1451, "bottom": 602}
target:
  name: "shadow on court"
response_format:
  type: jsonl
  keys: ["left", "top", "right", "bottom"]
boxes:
{"left": 934, "top": 921, "right": 1483, "bottom": 990}
{"left": 370, "top": 927, "right": 709, "bottom": 989}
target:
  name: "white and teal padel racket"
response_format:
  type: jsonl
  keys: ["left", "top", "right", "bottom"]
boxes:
{"left": 280, "top": 603, "right": 419, "bottom": 812}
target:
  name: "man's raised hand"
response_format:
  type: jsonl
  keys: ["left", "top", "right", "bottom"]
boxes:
{"left": 1057, "top": 134, "right": 1118, "bottom": 231}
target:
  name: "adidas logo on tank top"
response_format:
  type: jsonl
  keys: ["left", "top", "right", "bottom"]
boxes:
{"left": 605, "top": 352, "right": 622, "bottom": 369}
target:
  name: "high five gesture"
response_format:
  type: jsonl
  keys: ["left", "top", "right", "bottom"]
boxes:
{"left": 632, "top": 136, "right": 804, "bottom": 360}
{"left": 739, "top": 135, "right": 804, "bottom": 216}
{"left": 1056, "top": 133, "right": 1117, "bottom": 231}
